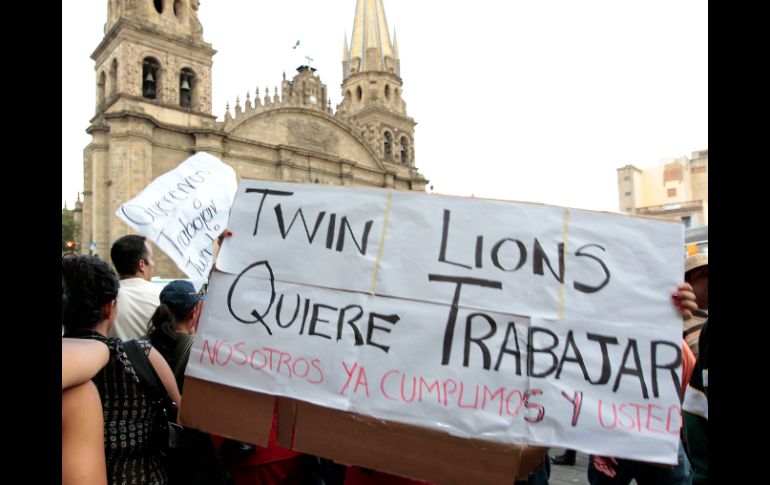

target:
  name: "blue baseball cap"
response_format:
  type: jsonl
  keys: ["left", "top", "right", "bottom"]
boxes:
{"left": 159, "top": 280, "right": 200, "bottom": 311}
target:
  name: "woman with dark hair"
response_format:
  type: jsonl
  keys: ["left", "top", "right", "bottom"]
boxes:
{"left": 145, "top": 280, "right": 234, "bottom": 485}
{"left": 146, "top": 280, "right": 200, "bottom": 392}
{"left": 62, "top": 255, "right": 181, "bottom": 485}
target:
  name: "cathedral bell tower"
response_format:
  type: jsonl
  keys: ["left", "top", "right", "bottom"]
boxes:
{"left": 93, "top": 0, "right": 214, "bottom": 113}
{"left": 338, "top": 0, "right": 415, "bottom": 168}
{"left": 82, "top": 0, "right": 216, "bottom": 267}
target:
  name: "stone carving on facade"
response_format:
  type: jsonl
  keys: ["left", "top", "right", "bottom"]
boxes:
{"left": 374, "top": 129, "right": 384, "bottom": 158}
{"left": 191, "top": 0, "right": 203, "bottom": 39}
{"left": 286, "top": 119, "right": 339, "bottom": 153}
{"left": 362, "top": 127, "right": 378, "bottom": 156}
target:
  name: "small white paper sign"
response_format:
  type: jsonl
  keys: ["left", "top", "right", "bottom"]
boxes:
{"left": 116, "top": 152, "right": 237, "bottom": 290}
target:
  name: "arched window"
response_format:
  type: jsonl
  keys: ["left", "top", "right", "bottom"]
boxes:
{"left": 97, "top": 71, "right": 106, "bottom": 107}
{"left": 384, "top": 84, "right": 391, "bottom": 101}
{"left": 173, "top": 0, "right": 185, "bottom": 18}
{"left": 356, "top": 86, "right": 363, "bottom": 102}
{"left": 109, "top": 59, "right": 118, "bottom": 96}
{"left": 153, "top": 0, "right": 163, "bottom": 14}
{"left": 179, "top": 68, "right": 195, "bottom": 108}
{"left": 384, "top": 131, "right": 393, "bottom": 160}
{"left": 400, "top": 137, "right": 409, "bottom": 164}
{"left": 142, "top": 57, "right": 160, "bottom": 100}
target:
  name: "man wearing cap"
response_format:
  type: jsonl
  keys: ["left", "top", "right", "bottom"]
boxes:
{"left": 683, "top": 253, "right": 708, "bottom": 357}
{"left": 109, "top": 235, "right": 163, "bottom": 339}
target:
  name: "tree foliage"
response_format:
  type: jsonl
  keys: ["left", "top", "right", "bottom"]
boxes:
{"left": 62, "top": 209, "right": 80, "bottom": 252}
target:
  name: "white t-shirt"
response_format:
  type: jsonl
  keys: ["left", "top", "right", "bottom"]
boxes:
{"left": 109, "top": 278, "right": 163, "bottom": 340}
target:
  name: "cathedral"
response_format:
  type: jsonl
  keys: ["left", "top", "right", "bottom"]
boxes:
{"left": 79, "top": 0, "right": 428, "bottom": 277}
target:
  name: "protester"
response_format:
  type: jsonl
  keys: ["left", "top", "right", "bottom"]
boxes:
{"left": 682, "top": 253, "right": 708, "bottom": 357}
{"left": 146, "top": 280, "right": 200, "bottom": 391}
{"left": 145, "top": 279, "right": 233, "bottom": 485}
{"left": 63, "top": 254, "right": 181, "bottom": 485}
{"left": 586, "top": 283, "right": 698, "bottom": 485}
{"left": 682, "top": 318, "right": 708, "bottom": 484}
{"left": 109, "top": 235, "right": 163, "bottom": 339}
{"left": 62, "top": 338, "right": 110, "bottom": 485}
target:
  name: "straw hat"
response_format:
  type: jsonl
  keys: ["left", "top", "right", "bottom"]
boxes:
{"left": 684, "top": 252, "right": 708, "bottom": 275}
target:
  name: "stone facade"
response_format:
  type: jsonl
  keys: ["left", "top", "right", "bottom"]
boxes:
{"left": 616, "top": 149, "right": 708, "bottom": 227}
{"left": 81, "top": 0, "right": 428, "bottom": 278}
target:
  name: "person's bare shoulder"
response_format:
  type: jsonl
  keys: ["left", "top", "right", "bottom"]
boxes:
{"left": 62, "top": 339, "right": 110, "bottom": 389}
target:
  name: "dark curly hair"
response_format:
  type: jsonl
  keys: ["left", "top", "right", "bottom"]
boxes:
{"left": 62, "top": 255, "right": 119, "bottom": 332}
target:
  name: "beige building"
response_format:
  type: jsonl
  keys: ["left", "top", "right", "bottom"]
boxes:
{"left": 79, "top": 0, "right": 428, "bottom": 277}
{"left": 616, "top": 149, "right": 708, "bottom": 228}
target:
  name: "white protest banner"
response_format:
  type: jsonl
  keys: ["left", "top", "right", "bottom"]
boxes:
{"left": 215, "top": 183, "right": 681, "bottom": 324}
{"left": 116, "top": 152, "right": 237, "bottom": 290}
{"left": 189, "top": 179, "right": 685, "bottom": 464}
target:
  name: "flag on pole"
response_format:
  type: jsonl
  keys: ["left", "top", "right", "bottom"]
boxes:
{"left": 292, "top": 40, "right": 300, "bottom": 49}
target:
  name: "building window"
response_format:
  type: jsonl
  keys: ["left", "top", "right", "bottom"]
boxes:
{"left": 383, "top": 131, "right": 393, "bottom": 159}
{"left": 384, "top": 84, "right": 391, "bottom": 101}
{"left": 356, "top": 86, "right": 363, "bottom": 101}
{"left": 142, "top": 57, "right": 160, "bottom": 100}
{"left": 400, "top": 137, "right": 409, "bottom": 164}
{"left": 173, "top": 0, "right": 185, "bottom": 18}
{"left": 153, "top": 0, "right": 163, "bottom": 14}
{"left": 681, "top": 216, "right": 692, "bottom": 228}
{"left": 98, "top": 71, "right": 106, "bottom": 107}
{"left": 667, "top": 188, "right": 677, "bottom": 197}
{"left": 109, "top": 59, "right": 118, "bottom": 97}
{"left": 179, "top": 68, "right": 195, "bottom": 108}
{"left": 623, "top": 175, "right": 630, "bottom": 181}
{"left": 624, "top": 191, "right": 631, "bottom": 197}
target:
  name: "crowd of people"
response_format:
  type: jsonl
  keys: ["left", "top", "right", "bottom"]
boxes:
{"left": 61, "top": 233, "right": 709, "bottom": 485}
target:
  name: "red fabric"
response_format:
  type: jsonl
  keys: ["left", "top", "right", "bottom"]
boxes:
{"left": 213, "top": 417, "right": 303, "bottom": 485}
{"left": 212, "top": 406, "right": 300, "bottom": 471}
{"left": 251, "top": 409, "right": 300, "bottom": 464}
{"left": 344, "top": 466, "right": 434, "bottom": 485}
{"left": 210, "top": 434, "right": 225, "bottom": 449}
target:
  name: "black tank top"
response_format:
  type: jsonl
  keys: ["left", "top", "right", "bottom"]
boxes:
{"left": 66, "top": 330, "right": 168, "bottom": 485}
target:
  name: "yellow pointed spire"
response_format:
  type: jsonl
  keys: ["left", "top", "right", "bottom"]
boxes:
{"left": 393, "top": 28, "right": 399, "bottom": 60}
{"left": 348, "top": 0, "right": 395, "bottom": 74}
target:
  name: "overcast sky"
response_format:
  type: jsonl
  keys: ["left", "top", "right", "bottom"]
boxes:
{"left": 62, "top": 0, "right": 707, "bottom": 212}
